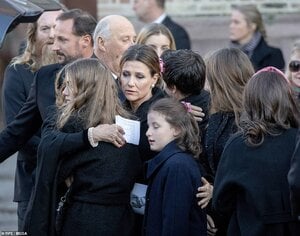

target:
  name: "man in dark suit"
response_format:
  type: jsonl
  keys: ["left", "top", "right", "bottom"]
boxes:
{"left": 0, "top": 9, "right": 126, "bottom": 231}
{"left": 133, "top": 0, "right": 191, "bottom": 50}
{"left": 0, "top": 9, "right": 126, "bottom": 162}
{"left": 2, "top": 9, "right": 62, "bottom": 230}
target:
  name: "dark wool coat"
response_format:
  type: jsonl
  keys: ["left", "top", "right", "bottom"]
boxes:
{"left": 2, "top": 63, "right": 40, "bottom": 202}
{"left": 203, "top": 112, "right": 237, "bottom": 179}
{"left": 181, "top": 89, "right": 211, "bottom": 134}
{"left": 182, "top": 90, "right": 211, "bottom": 180}
{"left": 24, "top": 108, "right": 142, "bottom": 236}
{"left": 251, "top": 37, "right": 285, "bottom": 72}
{"left": 162, "top": 15, "right": 191, "bottom": 50}
{"left": 22, "top": 106, "right": 90, "bottom": 236}
{"left": 124, "top": 87, "right": 166, "bottom": 166}
{"left": 144, "top": 141, "right": 207, "bottom": 236}
{"left": 288, "top": 129, "right": 300, "bottom": 217}
{"left": 201, "top": 112, "right": 237, "bottom": 236}
{"left": 213, "top": 129, "right": 300, "bottom": 236}
{"left": 0, "top": 63, "right": 61, "bottom": 162}
{"left": 0, "top": 56, "right": 98, "bottom": 163}
{"left": 124, "top": 87, "right": 165, "bottom": 236}
{"left": 57, "top": 116, "right": 142, "bottom": 236}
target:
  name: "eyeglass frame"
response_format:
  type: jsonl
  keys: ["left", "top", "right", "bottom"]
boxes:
{"left": 289, "top": 60, "right": 300, "bottom": 73}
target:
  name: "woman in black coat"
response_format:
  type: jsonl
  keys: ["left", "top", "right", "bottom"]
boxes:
{"left": 196, "top": 48, "right": 254, "bottom": 235}
{"left": 213, "top": 67, "right": 300, "bottom": 235}
{"left": 229, "top": 4, "right": 285, "bottom": 71}
{"left": 203, "top": 48, "right": 254, "bottom": 179}
{"left": 45, "top": 58, "right": 141, "bottom": 236}
{"left": 120, "top": 45, "right": 166, "bottom": 166}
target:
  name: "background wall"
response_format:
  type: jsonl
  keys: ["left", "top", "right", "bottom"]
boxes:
{"left": 97, "top": 0, "right": 300, "bottom": 17}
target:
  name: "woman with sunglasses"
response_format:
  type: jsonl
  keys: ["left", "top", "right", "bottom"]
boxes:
{"left": 286, "top": 41, "right": 300, "bottom": 99}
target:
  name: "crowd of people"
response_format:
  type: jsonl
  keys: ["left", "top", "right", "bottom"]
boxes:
{"left": 1, "top": 0, "right": 300, "bottom": 235}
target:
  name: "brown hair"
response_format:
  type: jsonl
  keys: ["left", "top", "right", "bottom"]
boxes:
{"left": 120, "top": 44, "right": 162, "bottom": 87}
{"left": 56, "top": 9, "right": 97, "bottom": 45}
{"left": 56, "top": 58, "right": 131, "bottom": 129}
{"left": 206, "top": 47, "right": 254, "bottom": 124}
{"left": 241, "top": 70, "right": 300, "bottom": 146}
{"left": 149, "top": 98, "right": 201, "bottom": 157}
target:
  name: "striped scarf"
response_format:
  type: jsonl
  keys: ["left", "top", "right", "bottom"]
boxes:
{"left": 230, "top": 31, "right": 262, "bottom": 58}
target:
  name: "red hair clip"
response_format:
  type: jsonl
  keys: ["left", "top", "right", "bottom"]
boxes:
{"left": 159, "top": 58, "right": 164, "bottom": 73}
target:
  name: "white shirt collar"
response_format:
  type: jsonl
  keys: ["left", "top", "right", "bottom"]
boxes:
{"left": 154, "top": 13, "right": 167, "bottom": 24}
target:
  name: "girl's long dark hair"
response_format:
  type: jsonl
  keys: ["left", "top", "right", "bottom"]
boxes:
{"left": 149, "top": 98, "right": 201, "bottom": 157}
{"left": 240, "top": 70, "right": 300, "bottom": 146}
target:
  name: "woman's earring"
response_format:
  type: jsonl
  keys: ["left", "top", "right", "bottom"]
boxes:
{"left": 151, "top": 84, "right": 155, "bottom": 88}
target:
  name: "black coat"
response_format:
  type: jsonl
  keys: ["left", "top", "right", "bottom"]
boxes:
{"left": 124, "top": 87, "right": 166, "bottom": 166}
{"left": 213, "top": 129, "right": 300, "bottom": 236}
{"left": 0, "top": 63, "right": 89, "bottom": 162}
{"left": 181, "top": 90, "right": 211, "bottom": 135}
{"left": 251, "top": 37, "right": 285, "bottom": 71}
{"left": 0, "top": 62, "right": 91, "bottom": 234}
{"left": 162, "top": 16, "right": 191, "bottom": 50}
{"left": 22, "top": 106, "right": 97, "bottom": 236}
{"left": 144, "top": 141, "right": 207, "bottom": 236}
{"left": 182, "top": 91, "right": 211, "bottom": 179}
{"left": 2, "top": 63, "right": 40, "bottom": 202}
{"left": 201, "top": 112, "right": 237, "bottom": 236}
{"left": 288, "top": 129, "right": 300, "bottom": 217}
{"left": 56, "top": 116, "right": 142, "bottom": 236}
{"left": 203, "top": 112, "right": 236, "bottom": 178}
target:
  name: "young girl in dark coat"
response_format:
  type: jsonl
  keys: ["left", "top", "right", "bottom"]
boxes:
{"left": 197, "top": 48, "right": 255, "bottom": 235}
{"left": 213, "top": 67, "right": 300, "bottom": 236}
{"left": 54, "top": 58, "right": 142, "bottom": 235}
{"left": 144, "top": 98, "right": 207, "bottom": 236}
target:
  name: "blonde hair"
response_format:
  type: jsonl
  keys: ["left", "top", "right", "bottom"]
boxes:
{"left": 136, "top": 23, "right": 176, "bottom": 50}
{"left": 11, "top": 23, "right": 57, "bottom": 71}
{"left": 56, "top": 58, "right": 131, "bottom": 129}
{"left": 232, "top": 4, "right": 267, "bottom": 39}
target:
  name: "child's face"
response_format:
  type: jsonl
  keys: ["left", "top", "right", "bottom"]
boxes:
{"left": 146, "top": 111, "right": 179, "bottom": 152}
{"left": 62, "top": 75, "right": 76, "bottom": 104}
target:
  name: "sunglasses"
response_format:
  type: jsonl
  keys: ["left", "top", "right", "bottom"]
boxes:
{"left": 289, "top": 60, "right": 300, "bottom": 73}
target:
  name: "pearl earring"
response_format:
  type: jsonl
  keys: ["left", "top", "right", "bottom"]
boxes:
{"left": 151, "top": 84, "right": 155, "bottom": 88}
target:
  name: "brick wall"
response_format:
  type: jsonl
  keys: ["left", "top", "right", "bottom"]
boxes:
{"left": 97, "top": 0, "right": 300, "bottom": 18}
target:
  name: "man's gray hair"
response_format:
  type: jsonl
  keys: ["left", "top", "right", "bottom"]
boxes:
{"left": 93, "top": 18, "right": 111, "bottom": 49}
